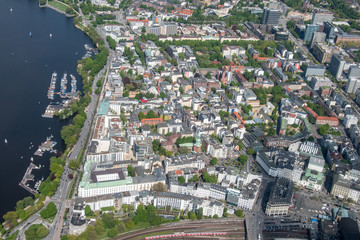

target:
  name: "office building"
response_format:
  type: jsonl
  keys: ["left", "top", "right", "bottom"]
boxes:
{"left": 304, "top": 24, "right": 319, "bottom": 42}
{"left": 161, "top": 23, "right": 177, "bottom": 35}
{"left": 346, "top": 77, "right": 360, "bottom": 94}
{"left": 261, "top": 8, "right": 281, "bottom": 26}
{"left": 329, "top": 54, "right": 346, "bottom": 79}
{"left": 310, "top": 32, "right": 326, "bottom": 49}
{"left": 348, "top": 66, "right": 360, "bottom": 79}
{"left": 304, "top": 64, "right": 326, "bottom": 78}
{"left": 323, "top": 21, "right": 336, "bottom": 40}
{"left": 311, "top": 12, "right": 333, "bottom": 25}
{"left": 309, "top": 76, "right": 333, "bottom": 91}
{"left": 312, "top": 43, "right": 334, "bottom": 64}
{"left": 147, "top": 25, "right": 161, "bottom": 35}
{"left": 265, "top": 178, "right": 294, "bottom": 216}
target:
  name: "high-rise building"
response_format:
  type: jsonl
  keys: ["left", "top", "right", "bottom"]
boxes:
{"left": 311, "top": 12, "right": 333, "bottom": 25}
{"left": 310, "top": 32, "right": 326, "bottom": 49}
{"left": 304, "top": 24, "right": 319, "bottom": 42}
{"left": 346, "top": 77, "right": 360, "bottom": 94}
{"left": 348, "top": 66, "right": 360, "bottom": 79}
{"left": 329, "top": 54, "right": 346, "bottom": 79}
{"left": 312, "top": 43, "right": 333, "bottom": 64}
{"left": 261, "top": 8, "right": 281, "bottom": 26}
{"left": 323, "top": 21, "right": 336, "bottom": 40}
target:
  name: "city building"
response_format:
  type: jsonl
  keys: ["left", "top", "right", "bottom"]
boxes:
{"left": 304, "top": 64, "right": 326, "bottom": 78}
{"left": 256, "top": 149, "right": 303, "bottom": 183}
{"left": 331, "top": 174, "right": 360, "bottom": 203}
{"left": 265, "top": 178, "right": 294, "bottom": 216}
{"left": 346, "top": 77, "right": 360, "bottom": 94}
{"left": 329, "top": 54, "right": 346, "bottom": 79}
{"left": 312, "top": 43, "right": 333, "bottom": 64}
{"left": 310, "top": 32, "right": 326, "bottom": 49}
{"left": 348, "top": 66, "right": 360, "bottom": 79}
{"left": 309, "top": 76, "right": 333, "bottom": 91}
{"left": 311, "top": 12, "right": 333, "bottom": 25}
{"left": 323, "top": 21, "right": 336, "bottom": 41}
{"left": 343, "top": 114, "right": 358, "bottom": 129}
{"left": 304, "top": 24, "right": 319, "bottom": 42}
{"left": 261, "top": 8, "right": 281, "bottom": 26}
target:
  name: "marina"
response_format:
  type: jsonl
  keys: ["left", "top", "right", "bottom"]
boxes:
{"left": 34, "top": 136, "right": 57, "bottom": 156}
{"left": 19, "top": 163, "right": 41, "bottom": 195}
{"left": 47, "top": 72, "right": 57, "bottom": 100}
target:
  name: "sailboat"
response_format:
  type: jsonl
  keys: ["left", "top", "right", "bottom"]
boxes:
{"left": 4, "top": 139, "right": 8, "bottom": 144}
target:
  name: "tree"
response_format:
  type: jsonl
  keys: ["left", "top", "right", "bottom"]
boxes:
{"left": 94, "top": 220, "right": 105, "bottom": 235}
{"left": 246, "top": 148, "right": 256, "bottom": 155}
{"left": 36, "top": 225, "right": 50, "bottom": 238}
{"left": 108, "top": 228, "right": 118, "bottom": 238}
{"left": 189, "top": 174, "right": 199, "bottom": 182}
{"left": 117, "top": 221, "right": 126, "bottom": 233}
{"left": 235, "top": 209, "right": 244, "bottom": 218}
{"left": 151, "top": 182, "right": 167, "bottom": 192}
{"left": 319, "top": 124, "right": 330, "bottom": 135}
{"left": 202, "top": 171, "right": 217, "bottom": 183}
{"left": 197, "top": 208, "right": 203, "bottom": 220}
{"left": 205, "top": 72, "right": 212, "bottom": 79}
{"left": 68, "top": 159, "right": 80, "bottom": 170}
{"left": 238, "top": 155, "right": 248, "bottom": 165}
{"left": 126, "top": 219, "right": 135, "bottom": 229}
{"left": 178, "top": 176, "right": 186, "bottom": 184}
{"left": 152, "top": 139, "right": 161, "bottom": 152}
{"left": 210, "top": 157, "right": 218, "bottom": 166}
{"left": 188, "top": 211, "right": 197, "bottom": 221}
{"left": 40, "top": 202, "right": 57, "bottom": 219}
{"left": 160, "top": 92, "right": 167, "bottom": 99}
{"left": 85, "top": 205, "right": 94, "bottom": 217}
{"left": 25, "top": 224, "right": 49, "bottom": 240}
{"left": 101, "top": 213, "right": 115, "bottom": 229}
{"left": 3, "top": 211, "right": 18, "bottom": 228}
{"left": 127, "top": 165, "right": 136, "bottom": 177}
{"left": 213, "top": 214, "right": 218, "bottom": 219}
{"left": 17, "top": 209, "right": 29, "bottom": 221}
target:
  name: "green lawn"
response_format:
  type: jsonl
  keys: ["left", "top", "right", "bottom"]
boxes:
{"left": 48, "top": 0, "right": 68, "bottom": 12}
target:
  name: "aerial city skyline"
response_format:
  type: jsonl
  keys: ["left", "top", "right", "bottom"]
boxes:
{"left": 1, "top": 0, "right": 360, "bottom": 239}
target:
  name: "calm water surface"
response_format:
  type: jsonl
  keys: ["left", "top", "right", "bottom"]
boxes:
{"left": 0, "top": 0, "right": 92, "bottom": 218}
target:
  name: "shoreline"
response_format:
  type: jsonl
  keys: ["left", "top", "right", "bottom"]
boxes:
{"left": 3, "top": 1, "right": 107, "bottom": 237}
{"left": 39, "top": 3, "right": 76, "bottom": 18}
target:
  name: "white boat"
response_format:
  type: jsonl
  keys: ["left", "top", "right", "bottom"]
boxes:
{"left": 50, "top": 33, "right": 52, "bottom": 38}
{"left": 30, "top": 157, "right": 34, "bottom": 161}
{"left": 10, "top": 8, "right": 13, "bottom": 12}
{"left": 4, "top": 139, "right": 8, "bottom": 144}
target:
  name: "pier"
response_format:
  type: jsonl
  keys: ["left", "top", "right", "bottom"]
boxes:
{"left": 19, "top": 163, "right": 40, "bottom": 195}
{"left": 34, "top": 136, "right": 57, "bottom": 156}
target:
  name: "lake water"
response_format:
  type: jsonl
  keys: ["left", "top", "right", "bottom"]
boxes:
{"left": 0, "top": 0, "right": 92, "bottom": 218}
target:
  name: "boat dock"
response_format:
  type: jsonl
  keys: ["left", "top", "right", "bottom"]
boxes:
{"left": 19, "top": 163, "right": 40, "bottom": 195}
{"left": 60, "top": 73, "right": 68, "bottom": 97}
{"left": 47, "top": 72, "right": 57, "bottom": 100}
{"left": 34, "top": 136, "right": 57, "bottom": 156}
{"left": 70, "top": 74, "right": 77, "bottom": 93}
